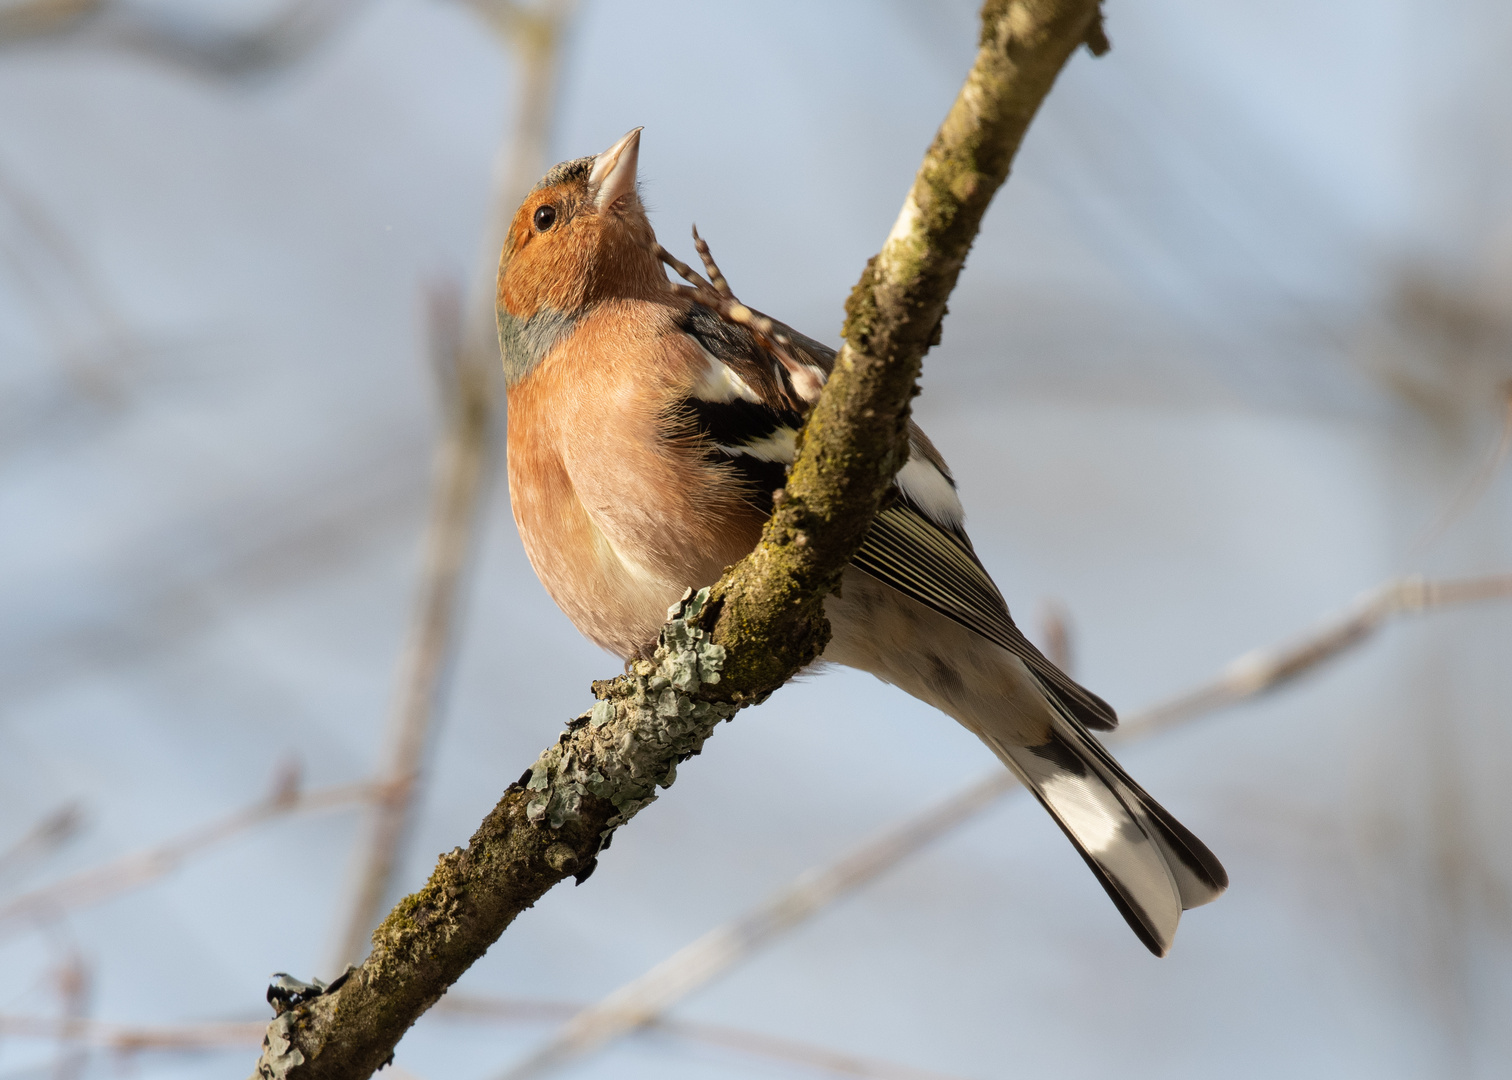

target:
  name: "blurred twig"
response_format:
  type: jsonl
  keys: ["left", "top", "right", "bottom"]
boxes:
{"left": 456, "top": 0, "right": 580, "bottom": 361}
{"left": 1412, "top": 383, "right": 1512, "bottom": 554}
{"left": 0, "top": 995, "right": 968, "bottom": 1080}
{"left": 444, "top": 995, "right": 975, "bottom": 1080}
{"left": 329, "top": 0, "right": 577, "bottom": 973}
{"left": 50, "top": 952, "right": 90, "bottom": 1080}
{"left": 642, "top": 1018, "right": 971, "bottom": 1080}
{"left": 0, "top": 803, "right": 83, "bottom": 889}
{"left": 1035, "top": 598, "right": 1074, "bottom": 674}
{"left": 497, "top": 571, "right": 1512, "bottom": 1079}
{"left": 0, "top": 157, "right": 136, "bottom": 402}
{"left": 0, "top": 1014, "right": 266, "bottom": 1051}
{"left": 493, "top": 774, "right": 1015, "bottom": 1080}
{"left": 0, "top": 0, "right": 371, "bottom": 80}
{"left": 0, "top": 766, "right": 374, "bottom": 938}
{"left": 0, "top": 0, "right": 98, "bottom": 40}
{"left": 1118, "top": 574, "right": 1512, "bottom": 738}
{"left": 326, "top": 275, "right": 497, "bottom": 971}
{"left": 0, "top": 431, "right": 429, "bottom": 711}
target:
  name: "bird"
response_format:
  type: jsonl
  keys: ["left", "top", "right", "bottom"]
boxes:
{"left": 497, "top": 128, "right": 1227, "bottom": 956}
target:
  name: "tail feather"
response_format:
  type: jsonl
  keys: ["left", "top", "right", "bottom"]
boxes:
{"left": 1062, "top": 715, "right": 1228, "bottom": 909}
{"left": 984, "top": 714, "right": 1228, "bottom": 957}
{"left": 819, "top": 570, "right": 1227, "bottom": 956}
{"left": 987, "top": 730, "right": 1182, "bottom": 955}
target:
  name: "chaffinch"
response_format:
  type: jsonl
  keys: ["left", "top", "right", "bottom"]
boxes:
{"left": 498, "top": 129, "right": 1227, "bottom": 956}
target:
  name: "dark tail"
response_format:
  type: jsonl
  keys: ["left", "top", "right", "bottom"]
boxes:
{"left": 983, "top": 714, "right": 1227, "bottom": 956}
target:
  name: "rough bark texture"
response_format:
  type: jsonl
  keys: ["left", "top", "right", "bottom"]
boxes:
{"left": 249, "top": 3, "right": 1103, "bottom": 1077}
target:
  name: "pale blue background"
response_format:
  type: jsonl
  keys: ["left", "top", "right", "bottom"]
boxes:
{"left": 1, "top": 1, "right": 1510, "bottom": 1077}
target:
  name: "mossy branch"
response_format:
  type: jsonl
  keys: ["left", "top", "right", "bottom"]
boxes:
{"left": 701, "top": 0, "right": 1105, "bottom": 697}
{"left": 249, "top": 3, "right": 1104, "bottom": 1077}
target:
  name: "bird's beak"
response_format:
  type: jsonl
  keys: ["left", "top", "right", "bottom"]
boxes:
{"left": 588, "top": 127, "right": 642, "bottom": 212}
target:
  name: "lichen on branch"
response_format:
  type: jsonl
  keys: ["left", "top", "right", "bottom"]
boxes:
{"left": 519, "top": 588, "right": 735, "bottom": 836}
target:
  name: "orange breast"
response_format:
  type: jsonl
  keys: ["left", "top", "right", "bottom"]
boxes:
{"left": 506, "top": 297, "right": 764, "bottom": 658}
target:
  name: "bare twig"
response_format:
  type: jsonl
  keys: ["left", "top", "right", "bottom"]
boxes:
{"left": 0, "top": 158, "right": 136, "bottom": 399}
{"left": 2, "top": 998, "right": 967, "bottom": 1076}
{"left": 0, "top": 0, "right": 99, "bottom": 41}
{"left": 496, "top": 572, "right": 1512, "bottom": 1078}
{"left": 0, "top": 0, "right": 372, "bottom": 80}
{"left": 0, "top": 803, "right": 83, "bottom": 888}
{"left": 0, "top": 431, "right": 430, "bottom": 712}
{"left": 0, "top": 1014, "right": 266, "bottom": 1051}
{"left": 326, "top": 291, "right": 498, "bottom": 970}
{"left": 441, "top": 995, "right": 972, "bottom": 1080}
{"left": 643, "top": 1018, "right": 973, "bottom": 1080}
{"left": 1118, "top": 574, "right": 1512, "bottom": 739}
{"left": 1413, "top": 383, "right": 1512, "bottom": 553}
{"left": 328, "top": 0, "right": 577, "bottom": 974}
{"left": 1035, "top": 598, "right": 1073, "bottom": 673}
{"left": 0, "top": 773, "right": 374, "bottom": 938}
{"left": 493, "top": 774, "right": 1014, "bottom": 1080}
{"left": 51, "top": 952, "right": 91, "bottom": 1080}
{"left": 2, "top": 997, "right": 969, "bottom": 1080}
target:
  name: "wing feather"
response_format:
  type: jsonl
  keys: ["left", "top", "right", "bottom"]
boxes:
{"left": 854, "top": 503, "right": 1119, "bottom": 731}
{"left": 673, "top": 299, "right": 1117, "bottom": 732}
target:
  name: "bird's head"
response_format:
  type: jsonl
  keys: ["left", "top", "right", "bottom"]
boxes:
{"left": 497, "top": 127, "right": 663, "bottom": 385}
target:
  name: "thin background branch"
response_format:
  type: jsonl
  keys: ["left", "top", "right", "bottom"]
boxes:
{"left": 0, "top": 0, "right": 373, "bottom": 80}
{"left": 1034, "top": 598, "right": 1074, "bottom": 673}
{"left": 0, "top": 158, "right": 136, "bottom": 400}
{"left": 49, "top": 951, "right": 90, "bottom": 1080}
{"left": 0, "top": 767, "right": 373, "bottom": 939}
{"left": 1118, "top": 574, "right": 1512, "bottom": 738}
{"left": 0, "top": 803, "right": 83, "bottom": 890}
{"left": 1412, "top": 383, "right": 1512, "bottom": 554}
{"left": 494, "top": 571, "right": 1512, "bottom": 1078}
{"left": 329, "top": 0, "right": 579, "bottom": 974}
{"left": 494, "top": 775, "right": 1015, "bottom": 1080}
{"left": 0, "top": 997, "right": 970, "bottom": 1080}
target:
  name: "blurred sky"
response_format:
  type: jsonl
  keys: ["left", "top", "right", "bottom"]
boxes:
{"left": 1, "top": 2, "right": 1511, "bottom": 1078}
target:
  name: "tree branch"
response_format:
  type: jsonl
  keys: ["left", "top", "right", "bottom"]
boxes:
{"left": 249, "top": 4, "right": 1104, "bottom": 1077}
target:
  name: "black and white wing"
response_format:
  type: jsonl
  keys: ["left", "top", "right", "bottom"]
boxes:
{"left": 670, "top": 305, "right": 1118, "bottom": 732}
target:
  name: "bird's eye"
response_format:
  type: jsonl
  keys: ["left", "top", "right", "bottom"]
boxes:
{"left": 533, "top": 205, "right": 557, "bottom": 232}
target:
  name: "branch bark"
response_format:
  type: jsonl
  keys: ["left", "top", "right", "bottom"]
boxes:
{"left": 249, "top": 4, "right": 1104, "bottom": 1077}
